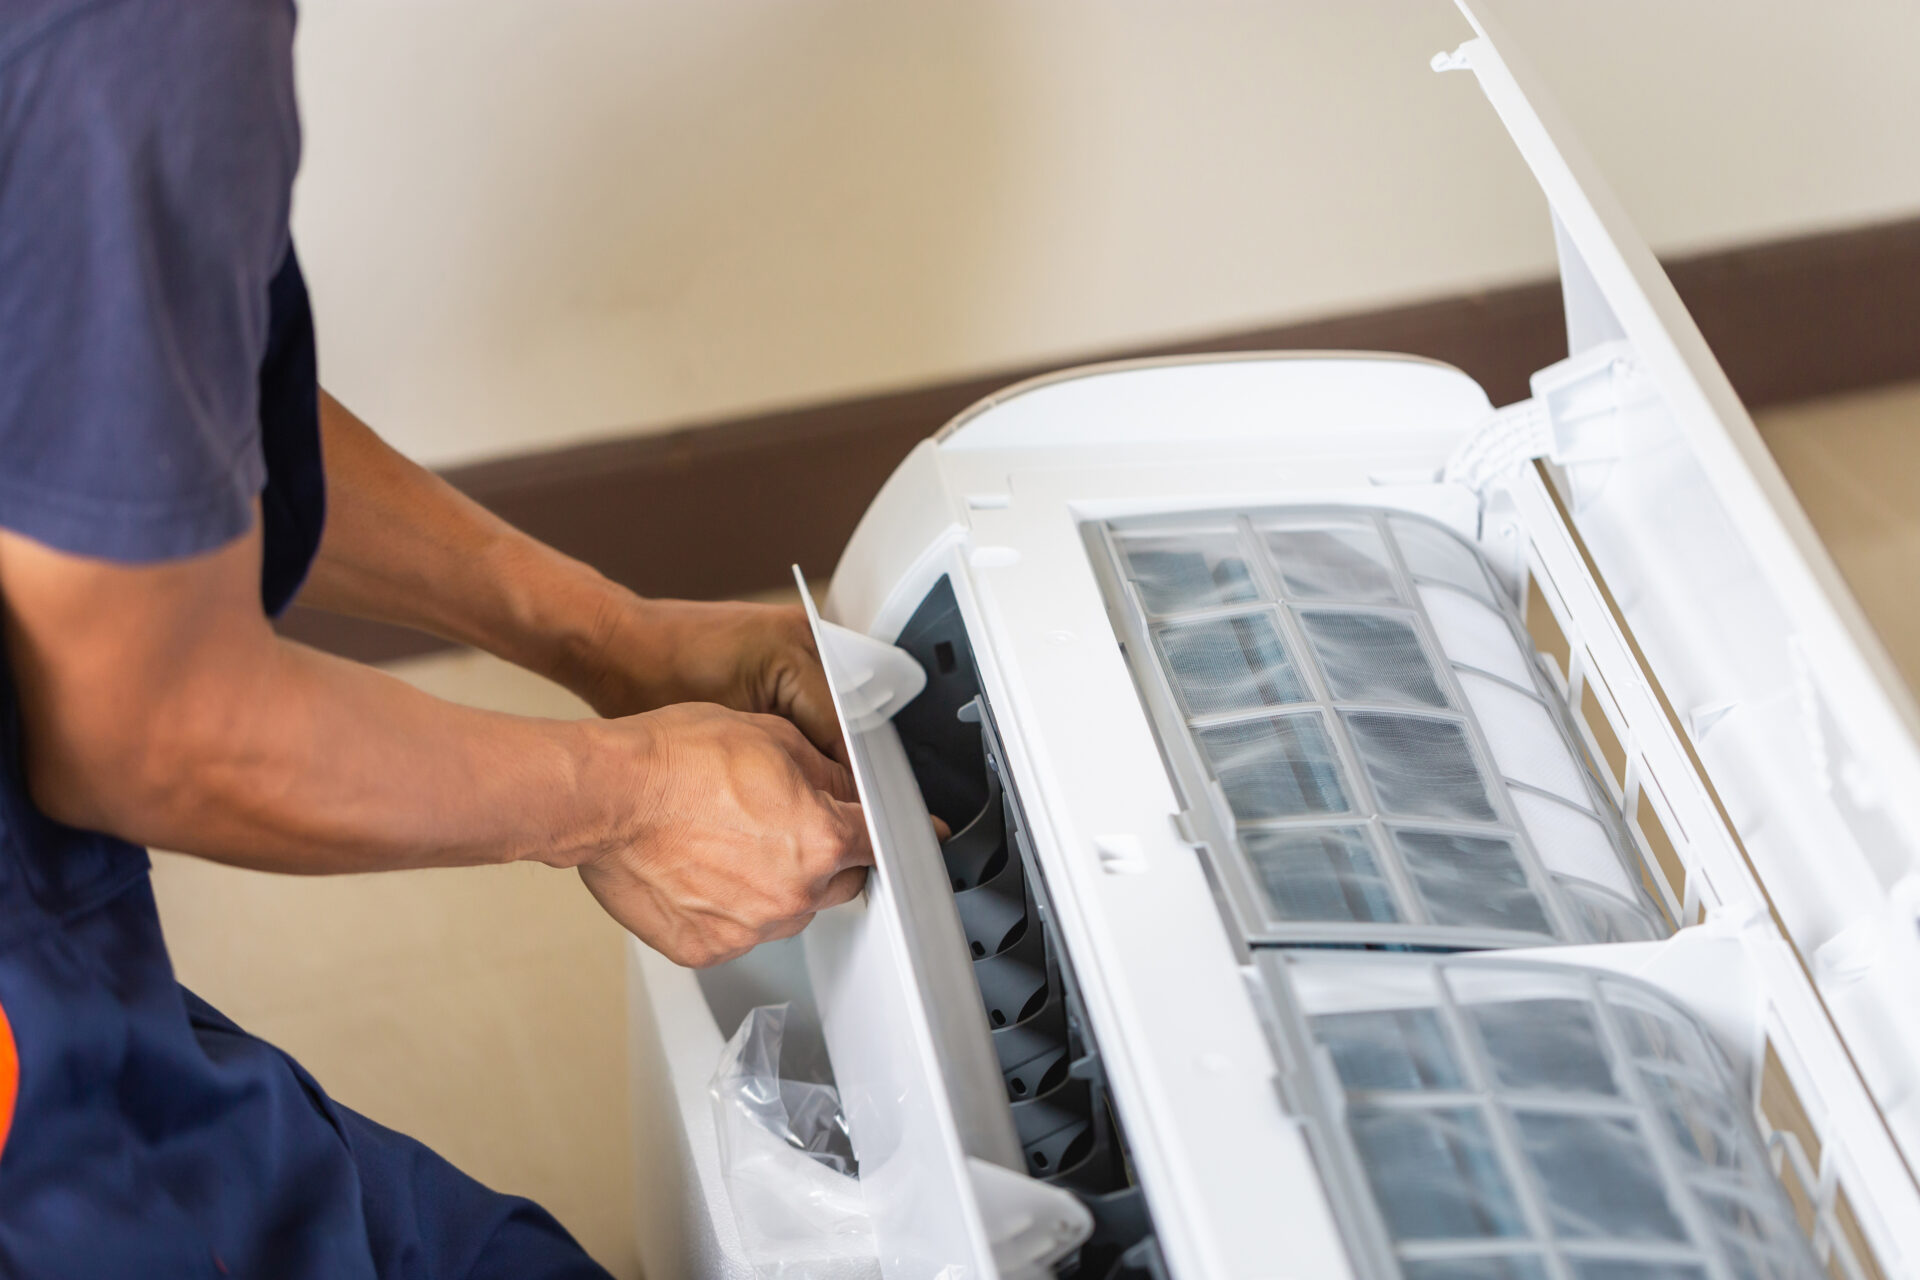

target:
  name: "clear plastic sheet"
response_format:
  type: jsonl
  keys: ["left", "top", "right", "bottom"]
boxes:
{"left": 1153, "top": 612, "right": 1306, "bottom": 716}
{"left": 710, "top": 1003, "right": 880, "bottom": 1279}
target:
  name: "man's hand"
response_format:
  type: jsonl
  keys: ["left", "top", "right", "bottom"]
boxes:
{"left": 577, "top": 703, "right": 870, "bottom": 968}
{"left": 564, "top": 597, "right": 845, "bottom": 762}
{"left": 274, "top": 393, "right": 891, "bottom": 962}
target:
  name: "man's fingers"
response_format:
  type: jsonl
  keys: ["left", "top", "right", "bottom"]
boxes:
{"left": 825, "top": 797, "right": 873, "bottom": 871}
{"left": 762, "top": 911, "right": 817, "bottom": 944}
{"left": 814, "top": 864, "right": 869, "bottom": 911}
{"left": 787, "top": 678, "right": 849, "bottom": 770}
{"left": 753, "top": 711, "right": 858, "bottom": 802}
{"left": 771, "top": 647, "right": 850, "bottom": 769}
{"left": 931, "top": 813, "right": 952, "bottom": 842}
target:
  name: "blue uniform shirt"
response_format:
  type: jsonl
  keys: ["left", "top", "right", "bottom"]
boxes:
{"left": 0, "top": 4, "right": 607, "bottom": 1276}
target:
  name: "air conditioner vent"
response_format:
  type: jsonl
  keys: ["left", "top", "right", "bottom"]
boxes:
{"left": 893, "top": 577, "right": 1165, "bottom": 1280}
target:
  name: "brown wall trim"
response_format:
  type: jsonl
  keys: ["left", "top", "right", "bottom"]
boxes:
{"left": 280, "top": 214, "right": 1920, "bottom": 665}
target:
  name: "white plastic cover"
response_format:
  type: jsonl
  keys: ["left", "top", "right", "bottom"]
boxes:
{"left": 1445, "top": 0, "right": 1920, "bottom": 1162}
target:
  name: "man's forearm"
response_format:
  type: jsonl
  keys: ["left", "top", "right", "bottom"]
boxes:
{"left": 300, "top": 393, "right": 847, "bottom": 757}
{"left": 0, "top": 490, "right": 871, "bottom": 964}
{"left": 0, "top": 521, "right": 634, "bottom": 874}
{"left": 298, "top": 392, "right": 625, "bottom": 699}
{"left": 42, "top": 632, "right": 638, "bottom": 875}
{"left": 117, "top": 637, "right": 636, "bottom": 873}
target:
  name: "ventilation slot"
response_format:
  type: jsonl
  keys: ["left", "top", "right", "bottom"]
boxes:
{"left": 1759, "top": 1044, "right": 1886, "bottom": 1280}
{"left": 947, "top": 706, "right": 1160, "bottom": 1275}
{"left": 894, "top": 576, "right": 1164, "bottom": 1280}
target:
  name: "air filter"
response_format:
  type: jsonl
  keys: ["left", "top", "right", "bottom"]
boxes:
{"left": 1089, "top": 508, "right": 1667, "bottom": 951}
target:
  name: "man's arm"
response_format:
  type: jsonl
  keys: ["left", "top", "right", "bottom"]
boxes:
{"left": 0, "top": 520, "right": 870, "bottom": 967}
{"left": 299, "top": 393, "right": 843, "bottom": 756}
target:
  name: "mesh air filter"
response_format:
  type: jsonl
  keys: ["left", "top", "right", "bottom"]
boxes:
{"left": 1090, "top": 507, "right": 1666, "bottom": 950}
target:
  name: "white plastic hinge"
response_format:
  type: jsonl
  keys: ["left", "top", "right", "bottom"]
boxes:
{"left": 1171, "top": 810, "right": 1206, "bottom": 847}
{"left": 967, "top": 1156, "right": 1094, "bottom": 1278}
{"left": 1443, "top": 339, "right": 1641, "bottom": 494}
{"left": 1429, "top": 42, "right": 1476, "bottom": 74}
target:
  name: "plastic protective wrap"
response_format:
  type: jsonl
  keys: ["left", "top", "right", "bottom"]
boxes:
{"left": 709, "top": 1003, "right": 880, "bottom": 1279}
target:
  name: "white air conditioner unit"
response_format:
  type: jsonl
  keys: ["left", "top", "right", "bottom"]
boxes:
{"left": 624, "top": 5, "right": 1920, "bottom": 1278}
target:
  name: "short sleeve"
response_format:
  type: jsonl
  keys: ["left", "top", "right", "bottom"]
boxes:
{"left": 0, "top": 0, "right": 300, "bottom": 562}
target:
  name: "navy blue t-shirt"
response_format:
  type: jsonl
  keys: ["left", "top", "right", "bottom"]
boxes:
{"left": 0, "top": 0, "right": 334, "bottom": 1265}
{"left": 0, "top": 6, "right": 610, "bottom": 1277}
{"left": 0, "top": 0, "right": 324, "bottom": 912}
{"left": 0, "top": 0, "right": 318, "bottom": 580}
{"left": 0, "top": 6, "right": 609, "bottom": 1277}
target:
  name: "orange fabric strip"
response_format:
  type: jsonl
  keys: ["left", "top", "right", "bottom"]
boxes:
{"left": 0, "top": 1002, "right": 16, "bottom": 1160}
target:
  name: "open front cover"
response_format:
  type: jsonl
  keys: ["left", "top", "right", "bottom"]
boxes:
{"left": 1447, "top": 0, "right": 1920, "bottom": 1170}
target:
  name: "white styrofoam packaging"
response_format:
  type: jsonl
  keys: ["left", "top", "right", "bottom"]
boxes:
{"left": 628, "top": 3, "right": 1920, "bottom": 1278}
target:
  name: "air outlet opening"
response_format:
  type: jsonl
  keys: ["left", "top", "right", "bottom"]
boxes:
{"left": 1527, "top": 574, "right": 1571, "bottom": 682}
{"left": 892, "top": 575, "right": 1166, "bottom": 1280}
{"left": 1578, "top": 665, "right": 1628, "bottom": 787}
{"left": 1759, "top": 1044, "right": 1885, "bottom": 1280}
{"left": 1632, "top": 777, "right": 1687, "bottom": 928}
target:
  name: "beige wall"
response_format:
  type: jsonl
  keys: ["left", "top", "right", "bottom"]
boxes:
{"left": 292, "top": 1, "right": 1920, "bottom": 468}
